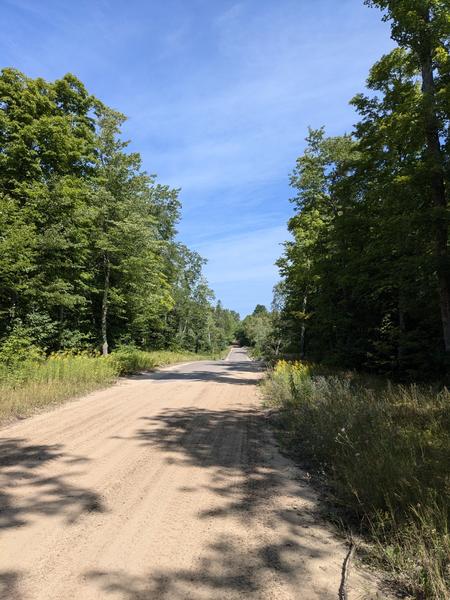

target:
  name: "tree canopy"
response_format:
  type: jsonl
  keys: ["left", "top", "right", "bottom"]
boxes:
{"left": 0, "top": 68, "right": 239, "bottom": 358}
{"left": 274, "top": 0, "right": 449, "bottom": 379}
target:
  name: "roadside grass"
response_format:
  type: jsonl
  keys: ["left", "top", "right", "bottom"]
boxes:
{"left": 109, "top": 347, "right": 221, "bottom": 375}
{"left": 0, "top": 347, "right": 226, "bottom": 424}
{"left": 262, "top": 360, "right": 450, "bottom": 599}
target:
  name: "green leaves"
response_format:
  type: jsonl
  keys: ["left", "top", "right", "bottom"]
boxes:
{"left": 276, "top": 0, "right": 449, "bottom": 377}
{"left": 0, "top": 69, "right": 236, "bottom": 356}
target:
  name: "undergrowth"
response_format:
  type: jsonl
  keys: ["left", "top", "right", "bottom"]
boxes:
{"left": 262, "top": 360, "right": 450, "bottom": 599}
{"left": 0, "top": 347, "right": 223, "bottom": 424}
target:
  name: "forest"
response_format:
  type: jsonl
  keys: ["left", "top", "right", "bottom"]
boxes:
{"left": 0, "top": 68, "right": 239, "bottom": 363}
{"left": 252, "top": 3, "right": 450, "bottom": 598}
{"left": 1, "top": 1, "right": 449, "bottom": 597}
{"left": 242, "top": 0, "right": 450, "bottom": 384}
{"left": 3, "top": 0, "right": 448, "bottom": 381}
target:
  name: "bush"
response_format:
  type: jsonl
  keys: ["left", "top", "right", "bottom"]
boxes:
{"left": 263, "top": 361, "right": 450, "bottom": 599}
{"left": 0, "top": 324, "right": 43, "bottom": 368}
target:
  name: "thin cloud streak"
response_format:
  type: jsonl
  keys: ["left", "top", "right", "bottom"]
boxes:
{"left": 2, "top": 0, "right": 394, "bottom": 315}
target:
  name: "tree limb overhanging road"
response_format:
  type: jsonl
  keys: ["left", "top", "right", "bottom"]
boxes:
{"left": 0, "top": 348, "right": 381, "bottom": 599}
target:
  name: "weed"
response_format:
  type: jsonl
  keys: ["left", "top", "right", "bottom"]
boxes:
{"left": 0, "top": 347, "right": 224, "bottom": 424}
{"left": 262, "top": 361, "right": 450, "bottom": 599}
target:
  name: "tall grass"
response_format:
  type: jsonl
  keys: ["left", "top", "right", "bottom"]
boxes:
{"left": 0, "top": 353, "right": 118, "bottom": 423}
{"left": 109, "top": 347, "right": 221, "bottom": 375}
{"left": 263, "top": 360, "right": 450, "bottom": 599}
{"left": 0, "top": 348, "right": 222, "bottom": 424}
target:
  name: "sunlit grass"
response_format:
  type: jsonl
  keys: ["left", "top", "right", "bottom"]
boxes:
{"left": 263, "top": 360, "right": 450, "bottom": 599}
{"left": 0, "top": 348, "right": 226, "bottom": 424}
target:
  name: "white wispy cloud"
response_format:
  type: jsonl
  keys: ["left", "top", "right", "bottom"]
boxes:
{"left": 2, "top": 0, "right": 394, "bottom": 313}
{"left": 123, "top": 1, "right": 394, "bottom": 199}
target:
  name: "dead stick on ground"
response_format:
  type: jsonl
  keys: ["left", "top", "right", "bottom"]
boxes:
{"left": 338, "top": 541, "right": 355, "bottom": 600}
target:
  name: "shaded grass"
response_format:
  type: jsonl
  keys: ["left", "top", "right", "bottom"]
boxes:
{"left": 262, "top": 360, "right": 450, "bottom": 599}
{"left": 0, "top": 348, "right": 225, "bottom": 424}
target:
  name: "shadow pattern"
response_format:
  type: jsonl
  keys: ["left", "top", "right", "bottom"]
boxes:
{"left": 130, "top": 360, "right": 263, "bottom": 386}
{"left": 0, "top": 437, "right": 105, "bottom": 531}
{"left": 0, "top": 571, "right": 22, "bottom": 600}
{"left": 85, "top": 534, "right": 313, "bottom": 600}
{"left": 83, "top": 405, "right": 335, "bottom": 599}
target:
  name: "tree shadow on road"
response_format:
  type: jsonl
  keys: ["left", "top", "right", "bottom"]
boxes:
{"left": 135, "top": 406, "right": 318, "bottom": 521}
{"left": 84, "top": 406, "right": 338, "bottom": 599}
{"left": 130, "top": 360, "right": 263, "bottom": 386}
{"left": 0, "top": 570, "right": 22, "bottom": 600}
{"left": 0, "top": 438, "right": 105, "bottom": 531}
{"left": 85, "top": 533, "right": 318, "bottom": 600}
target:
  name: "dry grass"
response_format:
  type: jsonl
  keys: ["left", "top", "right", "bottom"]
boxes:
{"left": 262, "top": 360, "right": 450, "bottom": 599}
{"left": 0, "top": 348, "right": 224, "bottom": 424}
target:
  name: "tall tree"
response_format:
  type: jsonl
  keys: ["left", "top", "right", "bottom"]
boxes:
{"left": 91, "top": 108, "right": 174, "bottom": 354}
{"left": 0, "top": 68, "right": 98, "bottom": 342}
{"left": 0, "top": 69, "right": 238, "bottom": 358}
{"left": 366, "top": 1, "right": 450, "bottom": 351}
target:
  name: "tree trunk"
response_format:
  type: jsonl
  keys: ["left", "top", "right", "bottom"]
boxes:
{"left": 299, "top": 294, "right": 307, "bottom": 357}
{"left": 420, "top": 16, "right": 450, "bottom": 352}
{"left": 397, "top": 290, "right": 405, "bottom": 368}
{"left": 58, "top": 305, "right": 65, "bottom": 351}
{"left": 101, "top": 254, "right": 110, "bottom": 356}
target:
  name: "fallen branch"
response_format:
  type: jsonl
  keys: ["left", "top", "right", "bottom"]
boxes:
{"left": 338, "top": 541, "right": 355, "bottom": 600}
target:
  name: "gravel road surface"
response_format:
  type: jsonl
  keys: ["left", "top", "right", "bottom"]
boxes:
{"left": 0, "top": 348, "right": 382, "bottom": 599}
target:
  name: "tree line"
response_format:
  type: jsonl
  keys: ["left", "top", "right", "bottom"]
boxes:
{"left": 267, "top": 0, "right": 449, "bottom": 379}
{"left": 0, "top": 69, "right": 239, "bottom": 360}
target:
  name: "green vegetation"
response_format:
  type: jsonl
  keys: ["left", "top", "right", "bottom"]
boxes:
{"left": 1, "top": 1, "right": 449, "bottom": 596}
{"left": 0, "top": 353, "right": 117, "bottom": 423}
{"left": 0, "top": 348, "right": 221, "bottom": 424}
{"left": 271, "top": 0, "right": 450, "bottom": 380}
{"left": 236, "top": 304, "right": 282, "bottom": 359}
{"left": 258, "top": 3, "right": 450, "bottom": 598}
{"left": 0, "top": 67, "right": 239, "bottom": 418}
{"left": 0, "top": 69, "right": 239, "bottom": 362}
{"left": 263, "top": 361, "right": 450, "bottom": 599}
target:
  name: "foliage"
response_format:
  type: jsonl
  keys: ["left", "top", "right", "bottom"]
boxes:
{"left": 263, "top": 360, "right": 450, "bottom": 599}
{"left": 236, "top": 305, "right": 275, "bottom": 357}
{"left": 275, "top": 2, "right": 450, "bottom": 379}
{"left": 268, "top": 8, "right": 450, "bottom": 596}
{"left": 0, "top": 68, "right": 238, "bottom": 362}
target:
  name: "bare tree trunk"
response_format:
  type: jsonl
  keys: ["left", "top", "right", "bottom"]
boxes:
{"left": 398, "top": 290, "right": 405, "bottom": 368}
{"left": 420, "top": 15, "right": 450, "bottom": 352}
{"left": 299, "top": 294, "right": 307, "bottom": 357}
{"left": 58, "top": 305, "right": 65, "bottom": 351}
{"left": 101, "top": 254, "right": 110, "bottom": 356}
{"left": 274, "top": 338, "right": 282, "bottom": 357}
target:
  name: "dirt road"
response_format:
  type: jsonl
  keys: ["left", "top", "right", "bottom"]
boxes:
{"left": 0, "top": 348, "right": 381, "bottom": 599}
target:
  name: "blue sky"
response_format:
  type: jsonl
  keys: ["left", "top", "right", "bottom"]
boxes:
{"left": 3, "top": 0, "right": 393, "bottom": 317}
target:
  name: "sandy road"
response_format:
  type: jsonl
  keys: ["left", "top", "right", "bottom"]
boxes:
{"left": 0, "top": 348, "right": 381, "bottom": 600}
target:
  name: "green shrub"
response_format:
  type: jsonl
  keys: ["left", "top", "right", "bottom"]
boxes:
{"left": 0, "top": 325, "right": 43, "bottom": 368}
